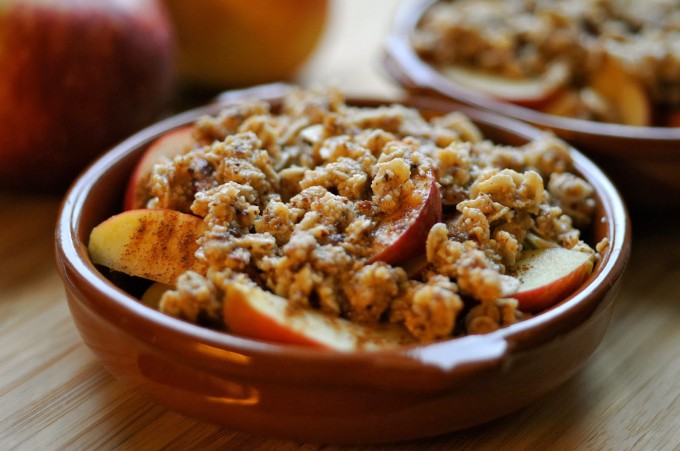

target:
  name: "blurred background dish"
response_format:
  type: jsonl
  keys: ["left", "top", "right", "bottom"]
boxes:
{"left": 383, "top": 0, "right": 680, "bottom": 209}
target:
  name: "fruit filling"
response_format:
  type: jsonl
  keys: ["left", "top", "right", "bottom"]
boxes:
{"left": 413, "top": 0, "right": 680, "bottom": 126}
{"left": 89, "top": 87, "right": 607, "bottom": 350}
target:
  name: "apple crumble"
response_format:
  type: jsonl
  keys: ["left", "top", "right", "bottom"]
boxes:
{"left": 123, "top": 87, "right": 603, "bottom": 344}
{"left": 413, "top": 0, "right": 680, "bottom": 125}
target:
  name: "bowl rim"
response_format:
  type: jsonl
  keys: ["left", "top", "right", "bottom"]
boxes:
{"left": 383, "top": 0, "right": 680, "bottom": 143}
{"left": 55, "top": 83, "right": 631, "bottom": 390}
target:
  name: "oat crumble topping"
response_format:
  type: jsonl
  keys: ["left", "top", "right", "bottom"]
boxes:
{"left": 143, "top": 87, "right": 601, "bottom": 343}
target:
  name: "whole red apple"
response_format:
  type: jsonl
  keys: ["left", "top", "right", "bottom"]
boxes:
{"left": 0, "top": 0, "right": 175, "bottom": 191}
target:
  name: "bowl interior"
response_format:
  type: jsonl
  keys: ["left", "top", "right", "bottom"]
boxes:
{"left": 56, "top": 85, "right": 630, "bottom": 390}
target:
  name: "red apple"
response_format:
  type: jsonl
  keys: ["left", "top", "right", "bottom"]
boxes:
{"left": 0, "top": 0, "right": 175, "bottom": 191}
{"left": 441, "top": 62, "right": 569, "bottom": 108}
{"left": 88, "top": 209, "right": 206, "bottom": 285}
{"left": 124, "top": 126, "right": 196, "bottom": 210}
{"left": 589, "top": 56, "right": 652, "bottom": 126}
{"left": 508, "top": 247, "right": 594, "bottom": 313}
{"left": 223, "top": 283, "right": 414, "bottom": 350}
{"left": 369, "top": 170, "right": 442, "bottom": 265}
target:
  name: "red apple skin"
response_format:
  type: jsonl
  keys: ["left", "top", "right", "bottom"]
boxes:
{"left": 0, "top": 0, "right": 175, "bottom": 191}
{"left": 370, "top": 171, "right": 442, "bottom": 265}
{"left": 513, "top": 264, "right": 590, "bottom": 312}
{"left": 124, "top": 126, "right": 195, "bottom": 210}
{"left": 510, "top": 248, "right": 594, "bottom": 313}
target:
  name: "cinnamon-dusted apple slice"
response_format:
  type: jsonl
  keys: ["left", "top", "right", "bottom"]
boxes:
{"left": 124, "top": 126, "right": 196, "bottom": 210}
{"left": 369, "top": 170, "right": 442, "bottom": 265}
{"left": 589, "top": 56, "right": 651, "bottom": 126}
{"left": 223, "top": 283, "right": 414, "bottom": 351}
{"left": 441, "top": 61, "right": 569, "bottom": 108}
{"left": 88, "top": 209, "right": 207, "bottom": 285}
{"left": 508, "top": 247, "right": 594, "bottom": 313}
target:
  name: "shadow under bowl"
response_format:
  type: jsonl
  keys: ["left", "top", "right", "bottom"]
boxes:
{"left": 55, "top": 83, "right": 631, "bottom": 444}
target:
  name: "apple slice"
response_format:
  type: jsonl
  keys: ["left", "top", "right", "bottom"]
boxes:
{"left": 508, "top": 247, "right": 594, "bottom": 313}
{"left": 140, "top": 281, "right": 173, "bottom": 309}
{"left": 223, "top": 283, "right": 415, "bottom": 350}
{"left": 124, "top": 126, "right": 196, "bottom": 210}
{"left": 589, "top": 57, "right": 651, "bottom": 126}
{"left": 441, "top": 62, "right": 569, "bottom": 108}
{"left": 540, "top": 89, "right": 584, "bottom": 118}
{"left": 369, "top": 171, "right": 442, "bottom": 265}
{"left": 88, "top": 208, "right": 207, "bottom": 285}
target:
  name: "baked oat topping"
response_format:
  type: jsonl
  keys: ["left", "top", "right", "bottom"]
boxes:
{"left": 138, "top": 87, "right": 601, "bottom": 344}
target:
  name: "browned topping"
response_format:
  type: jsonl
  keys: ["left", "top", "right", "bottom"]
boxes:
{"left": 140, "top": 87, "right": 598, "bottom": 343}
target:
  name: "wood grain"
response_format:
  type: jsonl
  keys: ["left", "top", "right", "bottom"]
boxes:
{"left": 1, "top": 1, "right": 679, "bottom": 449}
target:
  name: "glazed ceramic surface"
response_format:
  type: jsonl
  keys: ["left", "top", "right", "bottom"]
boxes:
{"left": 383, "top": 0, "right": 680, "bottom": 209}
{"left": 55, "top": 84, "right": 630, "bottom": 444}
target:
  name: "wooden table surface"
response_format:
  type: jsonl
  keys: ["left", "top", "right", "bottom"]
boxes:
{"left": 2, "top": 1, "right": 679, "bottom": 449}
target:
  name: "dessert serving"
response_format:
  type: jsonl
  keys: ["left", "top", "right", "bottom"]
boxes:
{"left": 87, "top": 87, "right": 607, "bottom": 350}
{"left": 55, "top": 85, "right": 630, "bottom": 441}
{"left": 412, "top": 0, "right": 680, "bottom": 127}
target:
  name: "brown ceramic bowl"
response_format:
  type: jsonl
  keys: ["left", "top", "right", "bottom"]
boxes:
{"left": 383, "top": 0, "right": 680, "bottom": 210}
{"left": 55, "top": 84, "right": 630, "bottom": 444}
